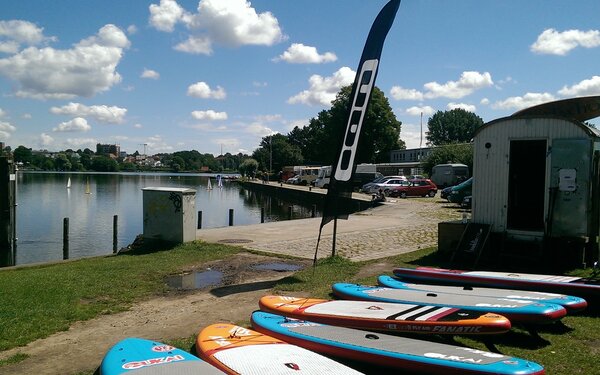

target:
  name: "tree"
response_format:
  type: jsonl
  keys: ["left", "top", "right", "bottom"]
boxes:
{"left": 421, "top": 143, "right": 473, "bottom": 176}
{"left": 292, "top": 85, "right": 403, "bottom": 165}
{"left": 54, "top": 153, "right": 72, "bottom": 171}
{"left": 13, "top": 145, "right": 33, "bottom": 164}
{"left": 252, "top": 134, "right": 303, "bottom": 172}
{"left": 90, "top": 156, "right": 119, "bottom": 172}
{"left": 239, "top": 158, "right": 259, "bottom": 177}
{"left": 426, "top": 109, "right": 484, "bottom": 146}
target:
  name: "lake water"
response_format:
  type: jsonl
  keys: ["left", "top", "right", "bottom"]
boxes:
{"left": 14, "top": 172, "right": 322, "bottom": 266}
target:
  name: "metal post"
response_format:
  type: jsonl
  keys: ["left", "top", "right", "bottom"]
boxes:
{"left": 261, "top": 207, "right": 265, "bottom": 223}
{"left": 311, "top": 204, "right": 316, "bottom": 218}
{"left": 229, "top": 209, "right": 234, "bottom": 226}
{"left": 63, "top": 217, "right": 69, "bottom": 260}
{"left": 288, "top": 206, "right": 293, "bottom": 220}
{"left": 197, "top": 211, "right": 202, "bottom": 229}
{"left": 113, "top": 215, "right": 118, "bottom": 253}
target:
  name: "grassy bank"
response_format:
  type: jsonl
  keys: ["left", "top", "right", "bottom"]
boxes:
{"left": 1, "top": 242, "right": 599, "bottom": 374}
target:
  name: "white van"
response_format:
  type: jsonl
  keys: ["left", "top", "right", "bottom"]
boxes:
{"left": 430, "top": 163, "right": 469, "bottom": 188}
{"left": 314, "top": 164, "right": 381, "bottom": 189}
{"left": 297, "top": 166, "right": 321, "bottom": 186}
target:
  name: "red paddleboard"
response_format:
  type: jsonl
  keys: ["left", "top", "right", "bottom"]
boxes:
{"left": 259, "top": 295, "right": 511, "bottom": 335}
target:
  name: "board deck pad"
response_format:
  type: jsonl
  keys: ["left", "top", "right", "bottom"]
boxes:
{"left": 333, "top": 282, "right": 567, "bottom": 324}
{"left": 259, "top": 295, "right": 511, "bottom": 334}
{"left": 99, "top": 337, "right": 223, "bottom": 375}
{"left": 378, "top": 275, "right": 587, "bottom": 313}
{"left": 196, "top": 323, "right": 364, "bottom": 374}
{"left": 393, "top": 267, "right": 600, "bottom": 301}
{"left": 251, "top": 311, "right": 545, "bottom": 375}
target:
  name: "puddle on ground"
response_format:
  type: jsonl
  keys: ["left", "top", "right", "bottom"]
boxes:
{"left": 251, "top": 263, "right": 303, "bottom": 272}
{"left": 166, "top": 269, "right": 223, "bottom": 289}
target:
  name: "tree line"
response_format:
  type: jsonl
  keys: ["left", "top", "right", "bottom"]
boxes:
{"left": 7, "top": 85, "right": 488, "bottom": 176}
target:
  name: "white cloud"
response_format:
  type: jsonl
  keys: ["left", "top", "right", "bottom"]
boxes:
{"left": 492, "top": 92, "right": 556, "bottom": 111}
{"left": 424, "top": 71, "right": 493, "bottom": 99}
{"left": 141, "top": 68, "right": 160, "bottom": 79}
{"left": 287, "top": 66, "right": 355, "bottom": 106}
{"left": 133, "top": 123, "right": 143, "bottom": 128}
{"left": 447, "top": 102, "right": 477, "bottom": 112}
{"left": 65, "top": 137, "right": 98, "bottom": 148}
{"left": 0, "top": 41, "right": 19, "bottom": 54}
{"left": 191, "top": 109, "right": 228, "bottom": 120}
{"left": 0, "top": 108, "right": 6, "bottom": 117}
{"left": 274, "top": 43, "right": 337, "bottom": 64}
{"left": 0, "top": 121, "right": 16, "bottom": 138}
{"left": 127, "top": 25, "right": 138, "bottom": 35}
{"left": 0, "top": 20, "right": 52, "bottom": 47}
{"left": 53, "top": 117, "right": 91, "bottom": 132}
{"left": 405, "top": 106, "right": 435, "bottom": 116}
{"left": 480, "top": 98, "right": 490, "bottom": 105}
{"left": 558, "top": 76, "right": 600, "bottom": 96}
{"left": 50, "top": 103, "right": 127, "bottom": 124}
{"left": 187, "top": 81, "right": 226, "bottom": 99}
{"left": 149, "top": 0, "right": 188, "bottom": 32}
{"left": 531, "top": 28, "right": 600, "bottom": 55}
{"left": 390, "top": 86, "right": 424, "bottom": 101}
{"left": 144, "top": 135, "right": 174, "bottom": 153}
{"left": 0, "top": 24, "right": 129, "bottom": 99}
{"left": 39, "top": 133, "right": 54, "bottom": 146}
{"left": 149, "top": 0, "right": 284, "bottom": 53}
{"left": 174, "top": 35, "right": 212, "bottom": 55}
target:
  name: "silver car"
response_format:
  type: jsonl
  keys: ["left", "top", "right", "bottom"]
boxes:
{"left": 361, "top": 175, "right": 405, "bottom": 193}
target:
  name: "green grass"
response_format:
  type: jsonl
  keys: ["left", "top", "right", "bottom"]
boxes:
{"left": 1, "top": 243, "right": 599, "bottom": 374}
{"left": 0, "top": 241, "right": 240, "bottom": 352}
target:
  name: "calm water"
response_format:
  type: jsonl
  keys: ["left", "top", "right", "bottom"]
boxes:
{"left": 14, "top": 172, "right": 322, "bottom": 266}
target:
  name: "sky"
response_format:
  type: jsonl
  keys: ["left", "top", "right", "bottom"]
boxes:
{"left": 0, "top": 0, "right": 599, "bottom": 157}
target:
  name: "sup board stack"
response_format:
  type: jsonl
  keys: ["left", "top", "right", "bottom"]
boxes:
{"left": 378, "top": 275, "right": 587, "bottom": 314}
{"left": 98, "top": 337, "right": 223, "bottom": 375}
{"left": 332, "top": 282, "right": 568, "bottom": 324}
{"left": 196, "top": 322, "right": 365, "bottom": 374}
{"left": 259, "top": 295, "right": 511, "bottom": 335}
{"left": 251, "top": 311, "right": 545, "bottom": 375}
{"left": 393, "top": 267, "right": 600, "bottom": 305}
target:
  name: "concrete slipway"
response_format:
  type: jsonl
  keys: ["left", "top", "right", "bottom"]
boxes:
{"left": 196, "top": 181, "right": 461, "bottom": 261}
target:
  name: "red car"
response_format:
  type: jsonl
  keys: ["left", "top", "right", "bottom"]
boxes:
{"left": 388, "top": 179, "right": 438, "bottom": 198}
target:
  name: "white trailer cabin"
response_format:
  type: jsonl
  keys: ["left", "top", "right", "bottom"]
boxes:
{"left": 471, "top": 96, "right": 600, "bottom": 268}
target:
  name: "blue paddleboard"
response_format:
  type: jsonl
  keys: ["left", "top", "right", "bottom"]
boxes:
{"left": 378, "top": 275, "right": 587, "bottom": 313}
{"left": 251, "top": 311, "right": 545, "bottom": 375}
{"left": 333, "top": 282, "right": 567, "bottom": 324}
{"left": 99, "top": 337, "right": 223, "bottom": 374}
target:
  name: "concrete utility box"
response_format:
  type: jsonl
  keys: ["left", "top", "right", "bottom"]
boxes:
{"left": 142, "top": 187, "right": 196, "bottom": 244}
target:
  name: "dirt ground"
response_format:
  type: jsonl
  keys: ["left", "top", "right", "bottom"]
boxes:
{"left": 0, "top": 252, "right": 394, "bottom": 375}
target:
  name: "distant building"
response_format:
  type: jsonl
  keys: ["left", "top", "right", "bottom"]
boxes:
{"left": 389, "top": 147, "right": 432, "bottom": 163}
{"left": 96, "top": 143, "right": 120, "bottom": 157}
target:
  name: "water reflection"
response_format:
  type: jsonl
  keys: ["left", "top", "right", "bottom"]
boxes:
{"left": 15, "top": 172, "right": 323, "bottom": 266}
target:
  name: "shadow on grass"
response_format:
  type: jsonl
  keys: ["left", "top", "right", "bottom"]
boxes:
{"left": 116, "top": 235, "right": 179, "bottom": 256}
{"left": 468, "top": 329, "right": 553, "bottom": 351}
{"left": 210, "top": 276, "right": 304, "bottom": 297}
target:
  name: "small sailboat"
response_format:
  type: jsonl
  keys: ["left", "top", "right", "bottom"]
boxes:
{"left": 207, "top": 178, "right": 213, "bottom": 190}
{"left": 85, "top": 178, "right": 92, "bottom": 194}
{"left": 217, "top": 174, "right": 223, "bottom": 189}
{"left": 66, "top": 177, "right": 71, "bottom": 189}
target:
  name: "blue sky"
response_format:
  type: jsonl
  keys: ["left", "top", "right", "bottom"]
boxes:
{"left": 0, "top": 0, "right": 599, "bottom": 156}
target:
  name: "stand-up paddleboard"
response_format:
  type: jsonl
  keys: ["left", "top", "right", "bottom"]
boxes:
{"left": 259, "top": 295, "right": 511, "bottom": 335}
{"left": 98, "top": 337, "right": 223, "bottom": 375}
{"left": 251, "top": 311, "right": 545, "bottom": 375}
{"left": 378, "top": 275, "right": 587, "bottom": 313}
{"left": 196, "top": 323, "right": 364, "bottom": 374}
{"left": 393, "top": 267, "right": 600, "bottom": 302}
{"left": 333, "top": 282, "right": 566, "bottom": 324}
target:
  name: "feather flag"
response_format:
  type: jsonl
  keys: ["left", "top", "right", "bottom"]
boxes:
{"left": 314, "top": 0, "right": 401, "bottom": 263}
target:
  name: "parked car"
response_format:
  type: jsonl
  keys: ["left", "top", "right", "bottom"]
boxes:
{"left": 388, "top": 179, "right": 438, "bottom": 198}
{"left": 367, "top": 178, "right": 410, "bottom": 195}
{"left": 361, "top": 175, "right": 406, "bottom": 193}
{"left": 285, "top": 175, "right": 300, "bottom": 185}
{"left": 448, "top": 177, "right": 473, "bottom": 204}
{"left": 440, "top": 186, "right": 453, "bottom": 200}
{"left": 461, "top": 195, "right": 472, "bottom": 209}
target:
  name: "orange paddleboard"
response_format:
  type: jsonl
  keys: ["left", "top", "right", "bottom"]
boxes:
{"left": 196, "top": 323, "right": 364, "bottom": 374}
{"left": 259, "top": 295, "right": 511, "bottom": 335}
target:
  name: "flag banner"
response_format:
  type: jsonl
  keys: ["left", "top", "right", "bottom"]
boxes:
{"left": 318, "top": 0, "right": 401, "bottom": 232}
